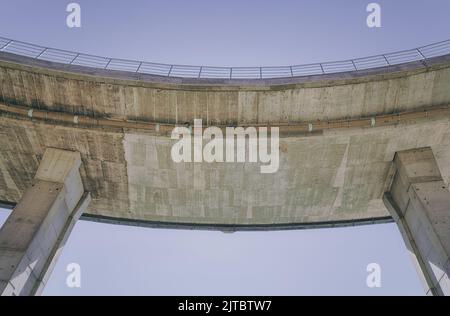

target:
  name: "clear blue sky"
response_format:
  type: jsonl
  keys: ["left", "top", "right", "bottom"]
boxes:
{"left": 1, "top": 0, "right": 449, "bottom": 295}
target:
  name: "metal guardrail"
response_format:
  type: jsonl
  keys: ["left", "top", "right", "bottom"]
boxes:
{"left": 0, "top": 36, "right": 449, "bottom": 79}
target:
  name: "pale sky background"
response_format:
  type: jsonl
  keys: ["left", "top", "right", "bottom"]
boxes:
{"left": 0, "top": 0, "right": 449, "bottom": 295}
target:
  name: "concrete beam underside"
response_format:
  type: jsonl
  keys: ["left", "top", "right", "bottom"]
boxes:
{"left": 0, "top": 148, "right": 90, "bottom": 296}
{"left": 383, "top": 147, "right": 450, "bottom": 296}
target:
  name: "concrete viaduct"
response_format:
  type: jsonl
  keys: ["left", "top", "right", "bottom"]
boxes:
{"left": 0, "top": 40, "right": 449, "bottom": 295}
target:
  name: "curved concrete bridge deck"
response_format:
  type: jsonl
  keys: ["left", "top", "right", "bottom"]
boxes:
{"left": 0, "top": 50, "right": 450, "bottom": 231}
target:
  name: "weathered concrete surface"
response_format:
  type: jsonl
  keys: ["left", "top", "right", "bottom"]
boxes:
{"left": 383, "top": 148, "right": 450, "bottom": 296}
{"left": 0, "top": 148, "right": 90, "bottom": 296}
{"left": 0, "top": 52, "right": 449, "bottom": 125}
{"left": 0, "top": 52, "right": 449, "bottom": 229}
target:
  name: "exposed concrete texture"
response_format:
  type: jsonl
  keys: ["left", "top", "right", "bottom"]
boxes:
{"left": 0, "top": 52, "right": 449, "bottom": 229}
{"left": 0, "top": 52, "right": 449, "bottom": 125}
{"left": 0, "top": 113, "right": 449, "bottom": 227}
{"left": 0, "top": 148, "right": 90, "bottom": 296}
{"left": 383, "top": 148, "right": 450, "bottom": 296}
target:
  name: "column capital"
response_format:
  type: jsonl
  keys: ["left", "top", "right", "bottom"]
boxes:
{"left": 35, "top": 148, "right": 82, "bottom": 184}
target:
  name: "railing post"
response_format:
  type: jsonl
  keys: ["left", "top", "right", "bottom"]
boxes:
{"left": 167, "top": 65, "right": 173, "bottom": 77}
{"left": 69, "top": 53, "right": 80, "bottom": 65}
{"left": 290, "top": 66, "right": 294, "bottom": 77}
{"left": 351, "top": 60, "right": 357, "bottom": 71}
{"left": 259, "top": 67, "right": 262, "bottom": 79}
{"left": 416, "top": 48, "right": 427, "bottom": 60}
{"left": 35, "top": 48, "right": 47, "bottom": 59}
{"left": 104, "top": 58, "right": 112, "bottom": 69}
{"left": 230, "top": 68, "right": 233, "bottom": 79}
{"left": 382, "top": 54, "right": 390, "bottom": 66}
{"left": 0, "top": 39, "right": 13, "bottom": 51}
{"left": 319, "top": 63, "right": 325, "bottom": 74}
{"left": 198, "top": 66, "right": 203, "bottom": 79}
{"left": 416, "top": 48, "right": 428, "bottom": 67}
{"left": 136, "top": 62, "right": 143, "bottom": 73}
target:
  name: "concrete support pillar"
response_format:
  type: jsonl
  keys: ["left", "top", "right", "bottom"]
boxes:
{"left": 0, "top": 149, "right": 90, "bottom": 296}
{"left": 383, "top": 147, "right": 450, "bottom": 296}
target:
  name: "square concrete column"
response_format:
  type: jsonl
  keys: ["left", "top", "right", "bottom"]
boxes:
{"left": 383, "top": 147, "right": 450, "bottom": 296}
{"left": 0, "top": 149, "right": 90, "bottom": 296}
